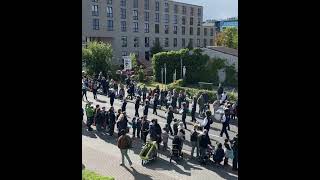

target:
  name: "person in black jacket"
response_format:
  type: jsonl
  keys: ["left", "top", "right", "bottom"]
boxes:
{"left": 213, "top": 143, "right": 225, "bottom": 165}
{"left": 204, "top": 110, "right": 213, "bottom": 133}
{"left": 100, "top": 107, "right": 108, "bottom": 131}
{"left": 121, "top": 99, "right": 127, "bottom": 112}
{"left": 181, "top": 102, "right": 188, "bottom": 130}
{"left": 134, "top": 95, "right": 141, "bottom": 117}
{"left": 231, "top": 134, "right": 238, "bottom": 171}
{"left": 199, "top": 130, "right": 211, "bottom": 164}
{"left": 141, "top": 117, "right": 149, "bottom": 144}
{"left": 143, "top": 99, "right": 149, "bottom": 117}
{"left": 153, "top": 93, "right": 159, "bottom": 115}
{"left": 166, "top": 106, "right": 174, "bottom": 136}
{"left": 136, "top": 116, "right": 142, "bottom": 138}
{"left": 154, "top": 119, "right": 162, "bottom": 148}
{"left": 191, "top": 96, "right": 197, "bottom": 122}
{"left": 108, "top": 107, "right": 116, "bottom": 136}
{"left": 109, "top": 89, "right": 116, "bottom": 106}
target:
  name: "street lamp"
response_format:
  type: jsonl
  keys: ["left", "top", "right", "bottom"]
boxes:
{"left": 164, "top": 63, "right": 167, "bottom": 85}
{"left": 161, "top": 67, "right": 164, "bottom": 84}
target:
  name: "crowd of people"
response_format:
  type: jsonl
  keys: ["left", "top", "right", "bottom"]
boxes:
{"left": 82, "top": 74, "right": 238, "bottom": 171}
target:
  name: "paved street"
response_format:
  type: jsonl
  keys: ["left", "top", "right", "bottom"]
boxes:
{"left": 82, "top": 92, "right": 238, "bottom": 180}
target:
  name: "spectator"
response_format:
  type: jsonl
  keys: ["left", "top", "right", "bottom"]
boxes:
{"left": 117, "top": 114, "right": 127, "bottom": 137}
{"left": 141, "top": 117, "right": 150, "bottom": 144}
{"left": 142, "top": 85, "right": 147, "bottom": 104}
{"left": 143, "top": 100, "right": 149, "bottom": 117}
{"left": 199, "top": 129, "right": 211, "bottom": 164}
{"left": 166, "top": 106, "right": 174, "bottom": 135}
{"left": 92, "top": 81, "right": 98, "bottom": 100}
{"left": 108, "top": 107, "right": 116, "bottom": 136}
{"left": 149, "top": 119, "right": 157, "bottom": 142}
{"left": 136, "top": 117, "right": 142, "bottom": 138}
{"left": 131, "top": 115, "right": 138, "bottom": 138}
{"left": 191, "top": 96, "right": 197, "bottom": 122}
{"left": 153, "top": 93, "right": 159, "bottom": 115}
{"left": 190, "top": 126, "right": 200, "bottom": 159}
{"left": 231, "top": 134, "right": 238, "bottom": 171}
{"left": 154, "top": 119, "right": 162, "bottom": 148}
{"left": 95, "top": 107, "right": 104, "bottom": 132}
{"left": 121, "top": 99, "right": 127, "bottom": 112}
{"left": 135, "top": 95, "right": 141, "bottom": 117}
{"left": 82, "top": 80, "right": 88, "bottom": 101}
{"left": 224, "top": 139, "right": 234, "bottom": 166}
{"left": 213, "top": 143, "right": 225, "bottom": 165}
{"left": 117, "top": 129, "right": 133, "bottom": 167}
{"left": 109, "top": 89, "right": 116, "bottom": 106}
{"left": 173, "top": 119, "right": 179, "bottom": 136}
{"left": 85, "top": 103, "right": 94, "bottom": 131}
{"left": 162, "top": 128, "right": 169, "bottom": 151}
{"left": 197, "top": 94, "right": 205, "bottom": 117}
{"left": 181, "top": 102, "right": 188, "bottom": 129}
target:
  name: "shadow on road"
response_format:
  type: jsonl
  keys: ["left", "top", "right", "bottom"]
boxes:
{"left": 201, "top": 160, "right": 238, "bottom": 180}
{"left": 144, "top": 157, "right": 192, "bottom": 176}
{"left": 123, "top": 166, "right": 153, "bottom": 180}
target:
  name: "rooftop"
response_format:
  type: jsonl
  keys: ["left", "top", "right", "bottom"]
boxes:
{"left": 205, "top": 46, "right": 238, "bottom": 57}
{"left": 169, "top": 0, "right": 202, "bottom": 8}
{"left": 202, "top": 22, "right": 214, "bottom": 27}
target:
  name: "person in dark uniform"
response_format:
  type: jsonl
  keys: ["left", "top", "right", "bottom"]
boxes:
{"left": 143, "top": 99, "right": 149, "bottom": 117}
{"left": 134, "top": 95, "right": 141, "bottom": 117}
{"left": 191, "top": 96, "right": 197, "bottom": 122}
{"left": 108, "top": 107, "right": 116, "bottom": 136}
{"left": 109, "top": 89, "right": 116, "bottom": 106}
{"left": 166, "top": 106, "right": 174, "bottom": 136}
{"left": 153, "top": 93, "right": 159, "bottom": 115}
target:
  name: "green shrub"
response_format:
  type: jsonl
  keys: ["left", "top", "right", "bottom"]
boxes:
{"left": 82, "top": 170, "right": 115, "bottom": 180}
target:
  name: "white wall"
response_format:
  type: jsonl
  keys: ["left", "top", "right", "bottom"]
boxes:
{"left": 201, "top": 48, "right": 238, "bottom": 72}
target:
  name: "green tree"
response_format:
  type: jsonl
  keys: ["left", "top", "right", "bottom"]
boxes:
{"left": 129, "top": 53, "right": 138, "bottom": 71}
{"left": 216, "top": 32, "right": 226, "bottom": 46}
{"left": 150, "top": 40, "right": 164, "bottom": 57}
{"left": 82, "top": 41, "right": 113, "bottom": 76}
{"left": 216, "top": 28, "right": 238, "bottom": 49}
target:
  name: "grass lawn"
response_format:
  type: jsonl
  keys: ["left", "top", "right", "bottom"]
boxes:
{"left": 82, "top": 169, "right": 115, "bottom": 180}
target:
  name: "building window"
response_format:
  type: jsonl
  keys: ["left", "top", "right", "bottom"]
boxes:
{"left": 134, "top": 37, "right": 139, "bottom": 47}
{"left": 107, "top": 20, "right": 113, "bottom": 31}
{"left": 190, "top": 27, "right": 193, "bottom": 35}
{"left": 145, "top": 23, "right": 149, "bottom": 33}
{"left": 122, "top": 51, "right": 128, "bottom": 57}
{"left": 174, "top": 15, "right": 178, "bottom": 24}
{"left": 197, "top": 18, "right": 201, "bottom": 26}
{"left": 145, "top": 37, "right": 150, "bottom": 47}
{"left": 144, "top": 0, "right": 149, "bottom": 10}
{"left": 173, "top": 38, "right": 177, "bottom": 47}
{"left": 189, "top": 39, "right": 193, "bottom": 47}
{"left": 182, "top": 16, "right": 186, "bottom": 25}
{"left": 144, "top": 12, "right": 149, "bottom": 21}
{"left": 133, "top": 0, "right": 138, "bottom": 8}
{"left": 165, "top": 38, "right": 169, "bottom": 47}
{"left": 197, "top": 39, "right": 200, "bottom": 47}
{"left": 155, "top": 1, "right": 160, "bottom": 11}
{"left": 92, "top": 19, "right": 99, "bottom": 30}
{"left": 210, "top": 28, "right": 214, "bottom": 36}
{"left": 203, "top": 39, "right": 207, "bottom": 47}
{"left": 121, "top": 21, "right": 126, "bottom": 32}
{"left": 145, "top": 51, "right": 150, "bottom": 61}
{"left": 155, "top": 37, "right": 160, "bottom": 45}
{"left": 107, "top": 7, "right": 113, "bottom": 17}
{"left": 164, "top": 2, "right": 169, "bottom": 12}
{"left": 190, "top": 7, "right": 194, "bottom": 16}
{"left": 120, "top": 0, "right": 126, "bottom": 7}
{"left": 173, "top": 26, "right": 177, "bottom": 34}
{"left": 210, "top": 39, "right": 214, "bottom": 46}
{"left": 155, "top": 24, "right": 159, "bottom": 33}
{"left": 204, "top": 28, "right": 208, "bottom": 36}
{"left": 133, "top": 10, "right": 138, "bottom": 20}
{"left": 197, "top": 28, "right": 200, "bottom": 35}
{"left": 182, "top": 6, "right": 186, "bottom": 15}
{"left": 182, "top": 38, "right": 185, "bottom": 47}
{"left": 190, "top": 17, "right": 193, "bottom": 25}
{"left": 155, "top": 13, "right": 160, "bottom": 22}
{"left": 133, "top": 22, "right": 139, "bottom": 32}
{"left": 121, "top": 8, "right": 126, "bottom": 19}
{"left": 92, "top": 5, "right": 99, "bottom": 16}
{"left": 165, "top": 25, "right": 169, "bottom": 34}
{"left": 198, "top": 8, "right": 202, "bottom": 16}
{"left": 121, "top": 36, "right": 127, "bottom": 47}
{"left": 182, "top": 26, "right": 185, "bottom": 35}
{"left": 107, "top": 0, "right": 112, "bottom": 5}
{"left": 174, "top": 4, "right": 178, "bottom": 14}
{"left": 164, "top": 14, "right": 169, "bottom": 23}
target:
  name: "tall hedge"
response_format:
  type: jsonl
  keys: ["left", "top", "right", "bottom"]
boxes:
{"left": 152, "top": 48, "right": 210, "bottom": 84}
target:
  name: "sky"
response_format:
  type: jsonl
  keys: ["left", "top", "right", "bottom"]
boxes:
{"left": 174, "top": 0, "right": 238, "bottom": 21}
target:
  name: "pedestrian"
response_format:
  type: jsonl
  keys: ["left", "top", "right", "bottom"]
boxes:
{"left": 95, "top": 107, "right": 104, "bottom": 132}
{"left": 220, "top": 113, "right": 230, "bottom": 140}
{"left": 142, "top": 85, "right": 147, "bottom": 105}
{"left": 149, "top": 119, "right": 157, "bottom": 142}
{"left": 213, "top": 143, "right": 225, "bottom": 165}
{"left": 217, "top": 83, "right": 224, "bottom": 100}
{"left": 161, "top": 128, "right": 169, "bottom": 151}
{"left": 177, "top": 125, "right": 185, "bottom": 151}
{"left": 82, "top": 80, "right": 88, "bottom": 101}
{"left": 181, "top": 102, "right": 188, "bottom": 129}
{"left": 178, "top": 91, "right": 183, "bottom": 109}
{"left": 119, "top": 84, "right": 125, "bottom": 101}
{"left": 190, "top": 126, "right": 200, "bottom": 159}
{"left": 117, "top": 129, "right": 133, "bottom": 167}
{"left": 101, "top": 107, "right": 109, "bottom": 131}
{"left": 197, "top": 94, "right": 205, "bottom": 117}
{"left": 134, "top": 95, "right": 141, "bottom": 117}
{"left": 121, "top": 99, "right": 127, "bottom": 112}
{"left": 141, "top": 117, "right": 150, "bottom": 144}
{"left": 131, "top": 115, "right": 138, "bottom": 138}
{"left": 136, "top": 116, "right": 142, "bottom": 138}
{"left": 116, "top": 109, "right": 122, "bottom": 120}
{"left": 101, "top": 76, "right": 107, "bottom": 95}
{"left": 117, "top": 113, "right": 128, "bottom": 137}
{"left": 225, "top": 105, "right": 231, "bottom": 130}
{"left": 154, "top": 119, "right": 162, "bottom": 148}
{"left": 191, "top": 96, "right": 197, "bottom": 122}
{"left": 224, "top": 139, "right": 234, "bottom": 166}
{"left": 231, "top": 134, "right": 238, "bottom": 171}
{"left": 153, "top": 93, "right": 159, "bottom": 115}
{"left": 198, "top": 129, "right": 211, "bottom": 164}
{"left": 166, "top": 91, "right": 172, "bottom": 109}
{"left": 160, "top": 89, "right": 165, "bottom": 107}
{"left": 109, "top": 89, "right": 116, "bottom": 106}
{"left": 166, "top": 106, "right": 174, "bottom": 136}
{"left": 143, "top": 99, "right": 149, "bottom": 117}
{"left": 129, "top": 83, "right": 135, "bottom": 100}
{"left": 85, "top": 103, "right": 94, "bottom": 131}
{"left": 92, "top": 81, "right": 98, "bottom": 100}
{"left": 93, "top": 104, "right": 100, "bottom": 126}
{"left": 173, "top": 119, "right": 179, "bottom": 136}
{"left": 171, "top": 90, "right": 178, "bottom": 110}
{"left": 114, "top": 81, "right": 119, "bottom": 97}
{"left": 106, "top": 78, "right": 110, "bottom": 96}
{"left": 204, "top": 110, "right": 213, "bottom": 133}
{"left": 220, "top": 92, "right": 228, "bottom": 104}
{"left": 108, "top": 107, "right": 116, "bottom": 136}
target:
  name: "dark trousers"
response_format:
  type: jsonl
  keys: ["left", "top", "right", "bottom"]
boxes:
{"left": 82, "top": 90, "right": 87, "bottom": 100}
{"left": 182, "top": 116, "right": 187, "bottom": 129}
{"left": 135, "top": 108, "right": 139, "bottom": 116}
{"left": 233, "top": 151, "right": 238, "bottom": 170}
{"left": 136, "top": 128, "right": 141, "bottom": 138}
{"left": 220, "top": 123, "right": 230, "bottom": 139}
{"left": 109, "top": 123, "right": 115, "bottom": 136}
{"left": 87, "top": 117, "right": 93, "bottom": 130}
{"left": 167, "top": 121, "right": 173, "bottom": 135}
{"left": 93, "top": 90, "right": 97, "bottom": 99}
{"left": 110, "top": 99, "right": 114, "bottom": 107}
{"left": 142, "top": 132, "right": 148, "bottom": 143}
{"left": 132, "top": 128, "right": 137, "bottom": 137}
{"left": 191, "top": 108, "right": 196, "bottom": 121}
{"left": 153, "top": 106, "right": 157, "bottom": 115}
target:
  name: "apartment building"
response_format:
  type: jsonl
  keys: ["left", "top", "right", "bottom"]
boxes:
{"left": 82, "top": 0, "right": 215, "bottom": 65}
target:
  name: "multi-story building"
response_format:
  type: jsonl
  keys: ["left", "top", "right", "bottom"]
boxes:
{"left": 214, "top": 18, "right": 238, "bottom": 32}
{"left": 82, "top": 0, "right": 215, "bottom": 65}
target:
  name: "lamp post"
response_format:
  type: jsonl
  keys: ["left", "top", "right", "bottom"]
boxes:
{"left": 161, "top": 68, "right": 164, "bottom": 84}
